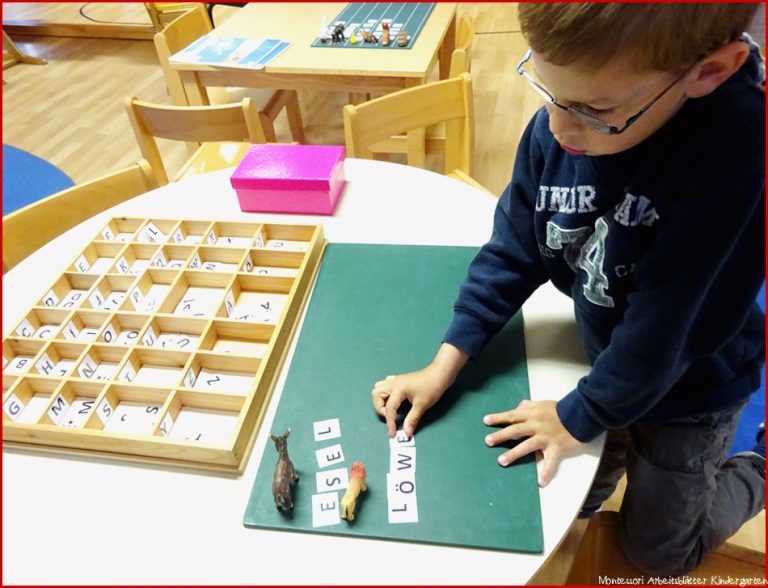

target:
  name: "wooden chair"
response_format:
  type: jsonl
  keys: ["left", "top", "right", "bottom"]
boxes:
{"left": 3, "top": 160, "right": 158, "bottom": 273}
{"left": 153, "top": 4, "right": 305, "bottom": 144}
{"left": 343, "top": 73, "right": 491, "bottom": 193}
{"left": 448, "top": 14, "right": 475, "bottom": 78}
{"left": 566, "top": 511, "right": 766, "bottom": 584}
{"left": 125, "top": 96, "right": 267, "bottom": 186}
{"left": 369, "top": 15, "right": 476, "bottom": 162}
{"left": 3, "top": 29, "right": 47, "bottom": 70}
{"left": 144, "top": 2, "right": 197, "bottom": 29}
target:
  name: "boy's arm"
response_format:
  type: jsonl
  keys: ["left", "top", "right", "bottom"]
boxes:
{"left": 444, "top": 115, "right": 550, "bottom": 359}
{"left": 372, "top": 114, "right": 549, "bottom": 439}
{"left": 558, "top": 172, "right": 765, "bottom": 442}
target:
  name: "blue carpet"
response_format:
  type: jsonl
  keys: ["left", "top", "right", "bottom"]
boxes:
{"left": 731, "top": 281, "right": 766, "bottom": 455}
{"left": 3, "top": 144, "right": 74, "bottom": 215}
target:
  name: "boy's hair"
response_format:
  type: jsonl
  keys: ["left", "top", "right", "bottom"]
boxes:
{"left": 518, "top": 3, "right": 760, "bottom": 73}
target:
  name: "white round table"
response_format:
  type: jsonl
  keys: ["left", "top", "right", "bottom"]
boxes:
{"left": 3, "top": 159, "right": 600, "bottom": 584}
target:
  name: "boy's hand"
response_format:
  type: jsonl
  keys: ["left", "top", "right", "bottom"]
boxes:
{"left": 372, "top": 343, "right": 469, "bottom": 438}
{"left": 371, "top": 366, "right": 448, "bottom": 438}
{"left": 483, "top": 399, "right": 584, "bottom": 487}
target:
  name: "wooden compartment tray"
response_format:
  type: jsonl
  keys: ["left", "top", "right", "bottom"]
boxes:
{"left": 2, "top": 217, "right": 326, "bottom": 473}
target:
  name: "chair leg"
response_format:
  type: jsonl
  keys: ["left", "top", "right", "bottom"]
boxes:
{"left": 284, "top": 91, "right": 306, "bottom": 144}
{"left": 258, "top": 112, "right": 278, "bottom": 143}
{"left": 263, "top": 90, "right": 305, "bottom": 144}
{"left": 406, "top": 128, "right": 427, "bottom": 168}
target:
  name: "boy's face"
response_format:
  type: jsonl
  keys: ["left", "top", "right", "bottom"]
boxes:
{"left": 531, "top": 51, "right": 690, "bottom": 156}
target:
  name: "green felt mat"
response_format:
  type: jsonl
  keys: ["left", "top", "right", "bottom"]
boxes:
{"left": 243, "top": 243, "right": 543, "bottom": 554}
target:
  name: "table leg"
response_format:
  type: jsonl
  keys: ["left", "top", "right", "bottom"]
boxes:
{"left": 438, "top": 14, "right": 456, "bottom": 80}
{"left": 348, "top": 92, "right": 371, "bottom": 105}
{"left": 179, "top": 70, "right": 211, "bottom": 106}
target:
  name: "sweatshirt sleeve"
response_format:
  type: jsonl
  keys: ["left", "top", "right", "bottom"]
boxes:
{"left": 444, "top": 114, "right": 550, "bottom": 358}
{"left": 557, "top": 171, "right": 766, "bottom": 442}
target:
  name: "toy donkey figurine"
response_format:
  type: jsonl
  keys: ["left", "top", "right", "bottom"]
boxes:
{"left": 271, "top": 429, "right": 299, "bottom": 511}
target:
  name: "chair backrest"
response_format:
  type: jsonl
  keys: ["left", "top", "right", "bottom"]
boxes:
{"left": 450, "top": 15, "right": 475, "bottom": 77}
{"left": 144, "top": 2, "right": 199, "bottom": 28}
{"left": 153, "top": 3, "right": 212, "bottom": 105}
{"left": 343, "top": 73, "right": 474, "bottom": 177}
{"left": 3, "top": 160, "right": 159, "bottom": 273}
{"left": 125, "top": 96, "right": 267, "bottom": 185}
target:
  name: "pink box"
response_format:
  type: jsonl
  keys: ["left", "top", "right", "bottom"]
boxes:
{"left": 230, "top": 144, "right": 346, "bottom": 215}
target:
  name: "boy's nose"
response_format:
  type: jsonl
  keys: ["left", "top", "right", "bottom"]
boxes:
{"left": 547, "top": 104, "right": 584, "bottom": 137}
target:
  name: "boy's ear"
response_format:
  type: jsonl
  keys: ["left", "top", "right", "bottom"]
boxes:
{"left": 683, "top": 40, "right": 751, "bottom": 99}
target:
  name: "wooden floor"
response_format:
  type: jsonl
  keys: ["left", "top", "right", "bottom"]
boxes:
{"left": 2, "top": 3, "right": 765, "bottom": 583}
{"left": 2, "top": 2, "right": 533, "bottom": 195}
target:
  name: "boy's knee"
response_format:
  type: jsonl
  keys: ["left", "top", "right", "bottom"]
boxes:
{"left": 617, "top": 513, "right": 705, "bottom": 576}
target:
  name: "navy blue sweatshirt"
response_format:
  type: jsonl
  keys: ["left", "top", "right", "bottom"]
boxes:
{"left": 444, "top": 47, "right": 765, "bottom": 443}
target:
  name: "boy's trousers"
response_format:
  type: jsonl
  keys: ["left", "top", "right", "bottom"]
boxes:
{"left": 579, "top": 402, "right": 765, "bottom": 576}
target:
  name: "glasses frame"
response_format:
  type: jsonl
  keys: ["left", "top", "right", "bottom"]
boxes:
{"left": 516, "top": 49, "right": 687, "bottom": 136}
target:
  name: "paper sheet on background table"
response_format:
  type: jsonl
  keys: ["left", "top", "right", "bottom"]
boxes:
{"left": 170, "top": 35, "right": 291, "bottom": 70}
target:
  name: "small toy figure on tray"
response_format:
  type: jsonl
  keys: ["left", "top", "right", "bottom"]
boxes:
{"left": 360, "top": 28, "right": 378, "bottom": 44}
{"left": 340, "top": 461, "right": 367, "bottom": 521}
{"left": 331, "top": 23, "right": 346, "bottom": 44}
{"left": 318, "top": 16, "right": 330, "bottom": 43}
{"left": 381, "top": 22, "right": 390, "bottom": 46}
{"left": 271, "top": 428, "right": 299, "bottom": 511}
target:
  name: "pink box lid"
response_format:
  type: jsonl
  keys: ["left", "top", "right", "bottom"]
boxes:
{"left": 230, "top": 144, "right": 345, "bottom": 191}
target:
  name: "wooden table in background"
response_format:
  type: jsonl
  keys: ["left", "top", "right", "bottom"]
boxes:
{"left": 172, "top": 2, "right": 457, "bottom": 104}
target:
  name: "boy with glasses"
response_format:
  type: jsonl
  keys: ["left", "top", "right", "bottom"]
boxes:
{"left": 372, "top": 3, "right": 764, "bottom": 575}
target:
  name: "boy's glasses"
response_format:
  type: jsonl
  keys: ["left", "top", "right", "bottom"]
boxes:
{"left": 516, "top": 49, "right": 686, "bottom": 136}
